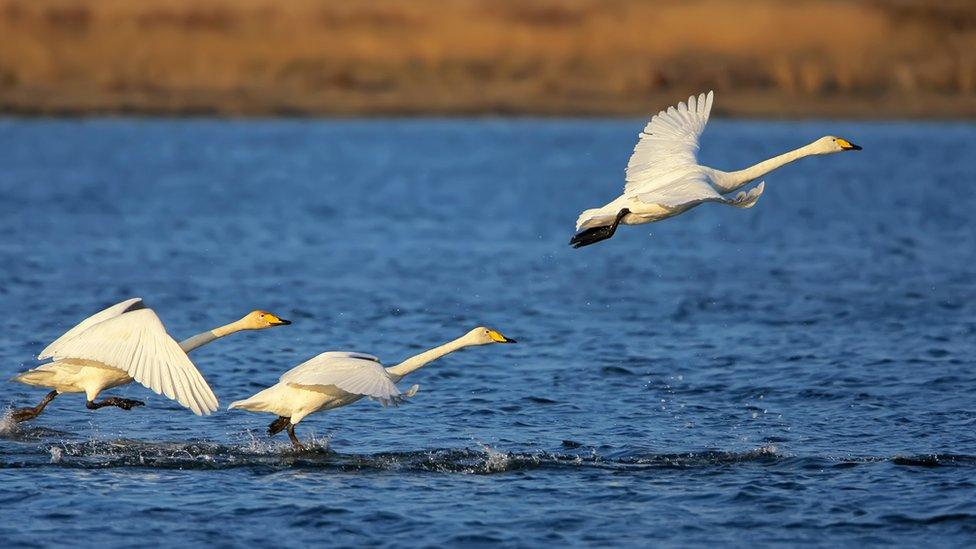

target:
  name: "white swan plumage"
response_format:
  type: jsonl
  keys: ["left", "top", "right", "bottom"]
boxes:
{"left": 570, "top": 90, "right": 861, "bottom": 247}
{"left": 229, "top": 326, "right": 516, "bottom": 450}
{"left": 278, "top": 352, "right": 407, "bottom": 406}
{"left": 40, "top": 303, "right": 218, "bottom": 415}
{"left": 11, "top": 298, "right": 290, "bottom": 421}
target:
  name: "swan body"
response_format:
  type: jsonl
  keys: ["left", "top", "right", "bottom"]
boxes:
{"left": 229, "top": 327, "right": 516, "bottom": 449}
{"left": 570, "top": 91, "right": 861, "bottom": 247}
{"left": 11, "top": 298, "right": 290, "bottom": 421}
{"left": 17, "top": 359, "right": 135, "bottom": 401}
{"left": 230, "top": 352, "right": 401, "bottom": 424}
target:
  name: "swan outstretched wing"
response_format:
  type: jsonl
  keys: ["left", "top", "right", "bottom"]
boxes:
{"left": 40, "top": 308, "right": 219, "bottom": 415}
{"left": 624, "top": 91, "right": 714, "bottom": 200}
{"left": 637, "top": 178, "right": 765, "bottom": 210}
{"left": 635, "top": 174, "right": 724, "bottom": 207}
{"left": 281, "top": 352, "right": 403, "bottom": 406}
{"left": 38, "top": 297, "right": 144, "bottom": 360}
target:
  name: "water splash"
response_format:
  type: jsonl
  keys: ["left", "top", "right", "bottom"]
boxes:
{"left": 479, "top": 443, "right": 513, "bottom": 473}
{"left": 0, "top": 410, "right": 17, "bottom": 436}
{"left": 1, "top": 432, "right": 974, "bottom": 478}
{"left": 0, "top": 437, "right": 793, "bottom": 473}
{"left": 235, "top": 429, "right": 332, "bottom": 455}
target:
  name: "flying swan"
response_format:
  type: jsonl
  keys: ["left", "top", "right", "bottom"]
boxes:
{"left": 229, "top": 326, "right": 516, "bottom": 450}
{"left": 570, "top": 91, "right": 862, "bottom": 248}
{"left": 10, "top": 298, "right": 290, "bottom": 422}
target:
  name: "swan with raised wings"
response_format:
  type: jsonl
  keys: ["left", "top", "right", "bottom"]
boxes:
{"left": 10, "top": 298, "right": 290, "bottom": 422}
{"left": 570, "top": 91, "right": 862, "bottom": 248}
{"left": 229, "top": 326, "right": 516, "bottom": 450}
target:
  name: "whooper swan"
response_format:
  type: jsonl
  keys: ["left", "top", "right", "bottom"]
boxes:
{"left": 229, "top": 326, "right": 516, "bottom": 450}
{"left": 570, "top": 91, "right": 862, "bottom": 248}
{"left": 10, "top": 298, "right": 290, "bottom": 422}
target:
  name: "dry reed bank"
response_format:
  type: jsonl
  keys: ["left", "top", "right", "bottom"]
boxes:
{"left": 1, "top": 0, "right": 975, "bottom": 117}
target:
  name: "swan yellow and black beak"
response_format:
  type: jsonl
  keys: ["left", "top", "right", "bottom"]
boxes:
{"left": 837, "top": 138, "right": 862, "bottom": 151}
{"left": 263, "top": 313, "right": 291, "bottom": 326}
{"left": 488, "top": 329, "right": 517, "bottom": 344}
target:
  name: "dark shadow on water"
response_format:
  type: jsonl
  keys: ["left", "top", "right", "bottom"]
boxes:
{"left": 3, "top": 434, "right": 974, "bottom": 474}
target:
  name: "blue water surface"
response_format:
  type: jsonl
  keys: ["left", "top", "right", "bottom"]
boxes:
{"left": 0, "top": 117, "right": 974, "bottom": 547}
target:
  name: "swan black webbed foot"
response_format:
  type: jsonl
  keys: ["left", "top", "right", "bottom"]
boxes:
{"left": 268, "top": 416, "right": 305, "bottom": 451}
{"left": 570, "top": 209, "right": 629, "bottom": 248}
{"left": 10, "top": 390, "right": 59, "bottom": 423}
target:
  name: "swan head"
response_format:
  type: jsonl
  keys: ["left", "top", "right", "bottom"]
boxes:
{"left": 241, "top": 310, "right": 291, "bottom": 330}
{"left": 467, "top": 326, "right": 517, "bottom": 345}
{"left": 815, "top": 136, "right": 862, "bottom": 154}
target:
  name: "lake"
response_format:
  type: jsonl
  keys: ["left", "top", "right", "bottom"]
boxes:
{"left": 0, "top": 118, "right": 974, "bottom": 546}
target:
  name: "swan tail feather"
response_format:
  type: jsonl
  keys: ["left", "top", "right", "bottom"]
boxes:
{"left": 12, "top": 369, "right": 57, "bottom": 387}
{"left": 228, "top": 384, "right": 282, "bottom": 412}
{"left": 575, "top": 208, "right": 617, "bottom": 231}
{"left": 228, "top": 397, "right": 257, "bottom": 411}
{"left": 228, "top": 395, "right": 261, "bottom": 411}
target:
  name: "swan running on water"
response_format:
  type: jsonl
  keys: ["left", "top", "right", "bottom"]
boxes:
{"left": 229, "top": 327, "right": 516, "bottom": 450}
{"left": 570, "top": 91, "right": 862, "bottom": 248}
{"left": 10, "top": 298, "right": 290, "bottom": 422}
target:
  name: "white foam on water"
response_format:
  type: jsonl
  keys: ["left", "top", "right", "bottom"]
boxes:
{"left": 479, "top": 444, "right": 512, "bottom": 473}
{"left": 235, "top": 428, "right": 331, "bottom": 455}
{"left": 0, "top": 410, "right": 17, "bottom": 436}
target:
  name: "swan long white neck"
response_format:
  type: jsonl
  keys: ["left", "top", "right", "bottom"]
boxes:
{"left": 711, "top": 141, "right": 822, "bottom": 193}
{"left": 385, "top": 335, "right": 473, "bottom": 382}
{"left": 179, "top": 319, "right": 247, "bottom": 353}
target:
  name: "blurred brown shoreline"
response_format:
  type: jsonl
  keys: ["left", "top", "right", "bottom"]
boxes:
{"left": 2, "top": 0, "right": 975, "bottom": 118}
